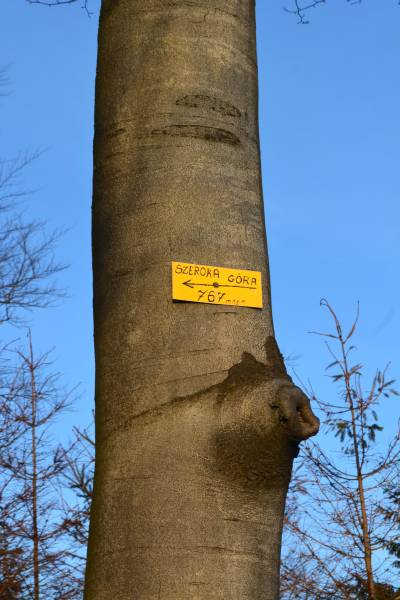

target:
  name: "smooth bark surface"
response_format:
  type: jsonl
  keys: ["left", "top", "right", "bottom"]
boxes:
{"left": 85, "top": 1, "right": 319, "bottom": 598}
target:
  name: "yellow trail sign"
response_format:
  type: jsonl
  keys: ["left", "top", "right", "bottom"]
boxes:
{"left": 172, "top": 261, "right": 263, "bottom": 309}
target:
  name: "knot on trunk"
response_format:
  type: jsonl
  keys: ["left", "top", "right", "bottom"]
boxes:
{"left": 269, "top": 381, "right": 320, "bottom": 442}
{"left": 213, "top": 340, "right": 319, "bottom": 487}
{"left": 216, "top": 336, "right": 319, "bottom": 443}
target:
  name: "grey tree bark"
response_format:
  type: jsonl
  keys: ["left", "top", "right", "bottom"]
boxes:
{"left": 85, "top": 1, "right": 319, "bottom": 598}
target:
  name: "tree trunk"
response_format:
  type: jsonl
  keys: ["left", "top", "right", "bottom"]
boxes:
{"left": 28, "top": 334, "right": 40, "bottom": 600}
{"left": 85, "top": 1, "right": 319, "bottom": 598}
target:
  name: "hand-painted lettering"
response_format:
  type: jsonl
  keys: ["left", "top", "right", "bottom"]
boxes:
{"left": 172, "top": 261, "right": 262, "bottom": 309}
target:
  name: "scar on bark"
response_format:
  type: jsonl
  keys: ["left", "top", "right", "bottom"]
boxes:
{"left": 151, "top": 125, "right": 240, "bottom": 146}
{"left": 176, "top": 94, "right": 242, "bottom": 118}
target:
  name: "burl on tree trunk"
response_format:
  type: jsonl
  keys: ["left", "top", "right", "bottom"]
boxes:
{"left": 85, "top": 1, "right": 319, "bottom": 599}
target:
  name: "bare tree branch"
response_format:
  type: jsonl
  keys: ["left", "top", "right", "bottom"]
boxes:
{"left": 26, "top": 0, "right": 92, "bottom": 17}
{"left": 284, "top": 0, "right": 399, "bottom": 25}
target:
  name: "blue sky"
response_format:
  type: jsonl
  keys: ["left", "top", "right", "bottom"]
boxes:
{"left": 0, "top": 0, "right": 399, "bottom": 439}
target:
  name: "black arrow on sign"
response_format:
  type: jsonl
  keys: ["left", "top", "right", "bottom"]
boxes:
{"left": 182, "top": 279, "right": 256, "bottom": 290}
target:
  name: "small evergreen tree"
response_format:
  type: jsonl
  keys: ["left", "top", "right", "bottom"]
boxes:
{"left": 281, "top": 301, "right": 400, "bottom": 600}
